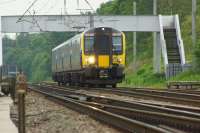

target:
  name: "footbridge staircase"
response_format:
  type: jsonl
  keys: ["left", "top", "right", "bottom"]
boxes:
{"left": 159, "top": 15, "right": 187, "bottom": 79}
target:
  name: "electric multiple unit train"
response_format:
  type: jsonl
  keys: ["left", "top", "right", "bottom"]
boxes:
{"left": 52, "top": 27, "right": 126, "bottom": 87}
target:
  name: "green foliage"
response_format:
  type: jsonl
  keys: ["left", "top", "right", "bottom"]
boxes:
{"left": 158, "top": 0, "right": 192, "bottom": 20}
{"left": 3, "top": 32, "right": 75, "bottom": 81}
{"left": 97, "top": 0, "right": 154, "bottom": 15}
{"left": 31, "top": 52, "right": 50, "bottom": 82}
{"left": 170, "top": 70, "right": 200, "bottom": 81}
{"left": 120, "top": 63, "right": 166, "bottom": 88}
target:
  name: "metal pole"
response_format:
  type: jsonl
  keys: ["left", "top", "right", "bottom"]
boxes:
{"left": 64, "top": 0, "right": 67, "bottom": 15}
{"left": 0, "top": 16, "right": 2, "bottom": 66}
{"left": 18, "top": 90, "right": 26, "bottom": 133}
{"left": 89, "top": 13, "right": 94, "bottom": 28}
{"left": 192, "top": 0, "right": 196, "bottom": 47}
{"left": 77, "top": 0, "right": 79, "bottom": 8}
{"left": 133, "top": 1, "right": 137, "bottom": 69}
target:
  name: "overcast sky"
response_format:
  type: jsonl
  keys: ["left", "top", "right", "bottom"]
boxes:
{"left": 0, "top": 0, "right": 110, "bottom": 16}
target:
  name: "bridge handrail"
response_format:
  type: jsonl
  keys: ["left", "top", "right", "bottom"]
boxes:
{"left": 158, "top": 15, "right": 168, "bottom": 72}
{"left": 174, "top": 15, "right": 186, "bottom": 65}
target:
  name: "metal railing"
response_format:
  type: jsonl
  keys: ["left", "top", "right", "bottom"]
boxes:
{"left": 174, "top": 15, "right": 186, "bottom": 65}
{"left": 158, "top": 15, "right": 168, "bottom": 71}
{"left": 166, "top": 64, "right": 183, "bottom": 79}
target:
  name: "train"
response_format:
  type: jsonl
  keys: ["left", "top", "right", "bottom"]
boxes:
{"left": 52, "top": 27, "right": 126, "bottom": 87}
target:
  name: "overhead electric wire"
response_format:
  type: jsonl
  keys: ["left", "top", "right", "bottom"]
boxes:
{"left": 15, "top": 0, "right": 45, "bottom": 32}
{"left": 16, "top": 0, "right": 39, "bottom": 23}
{"left": 15, "top": 0, "right": 98, "bottom": 32}
{"left": 84, "top": 0, "right": 95, "bottom": 12}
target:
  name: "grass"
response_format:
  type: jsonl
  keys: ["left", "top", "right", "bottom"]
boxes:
{"left": 120, "top": 64, "right": 200, "bottom": 89}
{"left": 170, "top": 70, "right": 200, "bottom": 81}
{"left": 120, "top": 63, "right": 166, "bottom": 88}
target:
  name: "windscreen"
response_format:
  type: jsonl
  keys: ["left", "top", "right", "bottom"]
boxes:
{"left": 84, "top": 36, "right": 94, "bottom": 54}
{"left": 84, "top": 28, "right": 123, "bottom": 55}
{"left": 112, "top": 36, "right": 122, "bottom": 54}
{"left": 95, "top": 34, "right": 110, "bottom": 54}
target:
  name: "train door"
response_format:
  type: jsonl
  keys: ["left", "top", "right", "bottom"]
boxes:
{"left": 94, "top": 28, "right": 112, "bottom": 68}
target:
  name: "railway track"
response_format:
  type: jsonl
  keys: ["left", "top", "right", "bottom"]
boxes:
{"left": 136, "top": 101, "right": 200, "bottom": 114}
{"left": 29, "top": 84, "right": 200, "bottom": 133}
{"left": 166, "top": 89, "right": 200, "bottom": 95}
{"left": 76, "top": 87, "right": 200, "bottom": 107}
{"left": 43, "top": 85, "right": 200, "bottom": 113}
{"left": 41, "top": 83, "right": 200, "bottom": 112}
{"left": 43, "top": 82, "right": 200, "bottom": 97}
{"left": 29, "top": 85, "right": 169, "bottom": 133}
{"left": 122, "top": 88, "right": 200, "bottom": 98}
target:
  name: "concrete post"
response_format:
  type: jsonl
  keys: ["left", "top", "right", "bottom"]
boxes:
{"left": 18, "top": 90, "right": 26, "bottom": 133}
{"left": 153, "top": 0, "right": 161, "bottom": 73}
{"left": 89, "top": 14, "right": 94, "bottom": 28}
{"left": 64, "top": 0, "right": 67, "bottom": 15}
{"left": 133, "top": 2, "right": 137, "bottom": 69}
{"left": 0, "top": 16, "right": 2, "bottom": 66}
{"left": 192, "top": 0, "right": 196, "bottom": 47}
{"left": 192, "top": 0, "right": 196, "bottom": 67}
{"left": 156, "top": 32, "right": 161, "bottom": 71}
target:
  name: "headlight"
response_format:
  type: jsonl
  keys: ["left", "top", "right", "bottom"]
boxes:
{"left": 118, "top": 58, "right": 122, "bottom": 63}
{"left": 113, "top": 57, "right": 122, "bottom": 63}
{"left": 87, "top": 56, "right": 95, "bottom": 64}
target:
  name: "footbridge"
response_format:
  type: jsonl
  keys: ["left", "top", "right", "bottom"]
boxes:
{"left": 0, "top": 15, "right": 186, "bottom": 78}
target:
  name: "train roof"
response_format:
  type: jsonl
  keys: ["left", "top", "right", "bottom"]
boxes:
{"left": 52, "top": 33, "right": 81, "bottom": 52}
{"left": 52, "top": 27, "right": 122, "bottom": 52}
{"left": 84, "top": 27, "right": 122, "bottom": 34}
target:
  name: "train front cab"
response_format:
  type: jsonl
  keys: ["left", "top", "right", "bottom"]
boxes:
{"left": 81, "top": 27, "right": 125, "bottom": 87}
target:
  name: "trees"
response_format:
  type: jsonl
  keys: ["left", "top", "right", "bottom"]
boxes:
{"left": 3, "top": 32, "right": 74, "bottom": 81}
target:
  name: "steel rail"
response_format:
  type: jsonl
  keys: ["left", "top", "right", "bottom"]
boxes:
{"left": 35, "top": 84, "right": 200, "bottom": 118}
{"left": 119, "top": 87, "right": 200, "bottom": 96}
{"left": 39, "top": 83, "right": 200, "bottom": 112}
{"left": 82, "top": 87, "right": 200, "bottom": 107}
{"left": 80, "top": 101, "right": 200, "bottom": 133}
{"left": 42, "top": 82, "right": 200, "bottom": 95}
{"left": 30, "top": 85, "right": 200, "bottom": 133}
{"left": 42, "top": 83, "right": 200, "bottom": 107}
{"left": 167, "top": 90, "right": 200, "bottom": 95}
{"left": 136, "top": 101, "right": 200, "bottom": 114}
{"left": 84, "top": 86, "right": 200, "bottom": 101}
{"left": 42, "top": 83, "right": 200, "bottom": 104}
{"left": 28, "top": 86, "right": 171, "bottom": 133}
{"left": 119, "top": 88, "right": 200, "bottom": 100}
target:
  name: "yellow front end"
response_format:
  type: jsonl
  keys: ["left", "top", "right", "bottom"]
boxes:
{"left": 98, "top": 55, "right": 110, "bottom": 68}
{"left": 81, "top": 32, "right": 126, "bottom": 68}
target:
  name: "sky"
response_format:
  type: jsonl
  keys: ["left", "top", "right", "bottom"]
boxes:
{"left": 0, "top": 0, "right": 110, "bottom": 65}
{"left": 0, "top": 0, "right": 110, "bottom": 16}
